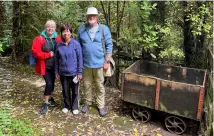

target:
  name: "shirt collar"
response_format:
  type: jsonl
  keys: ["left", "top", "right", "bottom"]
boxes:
{"left": 85, "top": 23, "right": 101, "bottom": 32}
{"left": 61, "top": 39, "right": 73, "bottom": 46}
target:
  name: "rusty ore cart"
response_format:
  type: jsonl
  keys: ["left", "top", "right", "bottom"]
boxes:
{"left": 121, "top": 60, "right": 207, "bottom": 135}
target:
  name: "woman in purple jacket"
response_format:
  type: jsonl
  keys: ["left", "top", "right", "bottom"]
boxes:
{"left": 55, "top": 24, "right": 83, "bottom": 115}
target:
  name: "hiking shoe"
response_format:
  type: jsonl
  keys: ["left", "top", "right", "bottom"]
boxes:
{"left": 62, "top": 108, "right": 69, "bottom": 113}
{"left": 72, "top": 110, "right": 79, "bottom": 115}
{"left": 41, "top": 103, "right": 48, "bottom": 114}
{"left": 48, "top": 97, "right": 56, "bottom": 107}
{"left": 81, "top": 105, "right": 89, "bottom": 113}
{"left": 99, "top": 108, "right": 106, "bottom": 117}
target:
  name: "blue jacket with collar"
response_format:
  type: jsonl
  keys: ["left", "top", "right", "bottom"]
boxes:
{"left": 77, "top": 24, "right": 113, "bottom": 68}
{"left": 55, "top": 39, "right": 83, "bottom": 76}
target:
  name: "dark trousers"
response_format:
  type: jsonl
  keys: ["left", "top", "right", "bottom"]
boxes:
{"left": 60, "top": 75, "right": 79, "bottom": 110}
{"left": 43, "top": 69, "right": 55, "bottom": 96}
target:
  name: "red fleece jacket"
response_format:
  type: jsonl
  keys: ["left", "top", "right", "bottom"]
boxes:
{"left": 31, "top": 35, "right": 61, "bottom": 75}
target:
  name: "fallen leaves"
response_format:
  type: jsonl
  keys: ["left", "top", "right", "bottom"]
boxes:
{"left": 134, "top": 128, "right": 139, "bottom": 136}
{"left": 157, "top": 133, "right": 162, "bottom": 136}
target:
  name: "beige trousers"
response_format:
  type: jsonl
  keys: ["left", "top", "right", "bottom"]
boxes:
{"left": 83, "top": 67, "right": 105, "bottom": 109}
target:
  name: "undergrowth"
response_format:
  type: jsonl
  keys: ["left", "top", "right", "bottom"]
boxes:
{"left": 0, "top": 108, "right": 40, "bottom": 136}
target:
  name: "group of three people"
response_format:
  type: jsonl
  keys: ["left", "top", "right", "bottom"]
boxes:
{"left": 31, "top": 7, "right": 113, "bottom": 117}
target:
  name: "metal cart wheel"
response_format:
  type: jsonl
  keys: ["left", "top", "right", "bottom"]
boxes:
{"left": 132, "top": 106, "right": 151, "bottom": 123}
{"left": 165, "top": 116, "right": 187, "bottom": 135}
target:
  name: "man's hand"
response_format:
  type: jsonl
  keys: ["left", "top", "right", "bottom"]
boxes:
{"left": 104, "top": 54, "right": 111, "bottom": 71}
{"left": 103, "top": 61, "right": 110, "bottom": 71}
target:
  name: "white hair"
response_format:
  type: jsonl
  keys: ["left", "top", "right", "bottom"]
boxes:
{"left": 45, "top": 20, "right": 56, "bottom": 28}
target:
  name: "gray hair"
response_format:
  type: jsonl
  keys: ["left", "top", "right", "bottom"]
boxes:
{"left": 45, "top": 20, "right": 56, "bottom": 28}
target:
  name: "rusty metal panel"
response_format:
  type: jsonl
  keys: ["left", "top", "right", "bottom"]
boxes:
{"left": 159, "top": 80, "right": 201, "bottom": 120}
{"left": 122, "top": 73, "right": 156, "bottom": 109}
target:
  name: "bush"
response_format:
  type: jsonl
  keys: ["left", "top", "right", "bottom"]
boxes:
{"left": 0, "top": 38, "right": 12, "bottom": 56}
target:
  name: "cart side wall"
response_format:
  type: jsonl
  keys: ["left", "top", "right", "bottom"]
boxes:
{"left": 122, "top": 73, "right": 156, "bottom": 109}
{"left": 159, "top": 80, "right": 201, "bottom": 120}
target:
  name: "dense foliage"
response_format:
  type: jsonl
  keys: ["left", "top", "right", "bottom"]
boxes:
{"left": 0, "top": 1, "right": 213, "bottom": 76}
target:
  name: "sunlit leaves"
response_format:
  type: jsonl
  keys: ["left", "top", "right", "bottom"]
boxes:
{"left": 187, "top": 3, "right": 213, "bottom": 38}
{"left": 159, "top": 46, "right": 184, "bottom": 62}
{"left": 0, "top": 43, "right": 3, "bottom": 52}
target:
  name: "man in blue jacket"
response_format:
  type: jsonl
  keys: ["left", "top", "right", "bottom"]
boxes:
{"left": 77, "top": 7, "right": 113, "bottom": 117}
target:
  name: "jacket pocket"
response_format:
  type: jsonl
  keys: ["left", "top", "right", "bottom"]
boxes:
{"left": 94, "top": 45, "right": 104, "bottom": 59}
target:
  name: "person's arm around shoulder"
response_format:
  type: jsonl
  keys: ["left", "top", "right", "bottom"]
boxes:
{"left": 31, "top": 36, "right": 53, "bottom": 60}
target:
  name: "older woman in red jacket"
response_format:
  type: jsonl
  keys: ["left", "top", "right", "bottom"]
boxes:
{"left": 32, "top": 20, "right": 61, "bottom": 114}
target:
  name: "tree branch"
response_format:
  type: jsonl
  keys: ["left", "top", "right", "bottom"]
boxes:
{"left": 108, "top": 1, "right": 111, "bottom": 29}
{"left": 119, "top": 1, "right": 126, "bottom": 25}
{"left": 100, "top": 1, "right": 108, "bottom": 25}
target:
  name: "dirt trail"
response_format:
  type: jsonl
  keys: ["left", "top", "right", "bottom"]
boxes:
{"left": 0, "top": 57, "right": 198, "bottom": 136}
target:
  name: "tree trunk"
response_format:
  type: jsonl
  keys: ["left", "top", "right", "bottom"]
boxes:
{"left": 12, "top": 1, "right": 21, "bottom": 62}
{"left": 100, "top": 1, "right": 126, "bottom": 87}
{"left": 0, "top": 1, "right": 5, "bottom": 37}
{"left": 183, "top": 1, "right": 206, "bottom": 68}
{"left": 21, "top": 1, "right": 29, "bottom": 53}
{"left": 115, "top": 1, "right": 120, "bottom": 87}
{"left": 128, "top": 2, "right": 131, "bottom": 29}
{"left": 155, "top": 1, "right": 165, "bottom": 25}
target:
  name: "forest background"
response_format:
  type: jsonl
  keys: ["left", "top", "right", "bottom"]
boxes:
{"left": 0, "top": 1, "right": 213, "bottom": 135}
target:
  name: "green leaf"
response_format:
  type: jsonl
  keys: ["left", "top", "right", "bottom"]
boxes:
{"left": 152, "top": 3, "right": 157, "bottom": 8}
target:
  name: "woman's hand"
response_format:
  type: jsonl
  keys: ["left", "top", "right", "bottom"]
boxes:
{"left": 50, "top": 51, "right": 54, "bottom": 57}
{"left": 77, "top": 74, "right": 82, "bottom": 80}
{"left": 56, "top": 74, "right": 60, "bottom": 79}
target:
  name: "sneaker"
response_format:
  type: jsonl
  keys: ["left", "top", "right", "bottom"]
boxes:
{"left": 62, "top": 108, "right": 69, "bottom": 113}
{"left": 99, "top": 108, "right": 106, "bottom": 117}
{"left": 81, "top": 105, "right": 89, "bottom": 113}
{"left": 41, "top": 103, "right": 48, "bottom": 114}
{"left": 48, "top": 97, "right": 56, "bottom": 107}
{"left": 72, "top": 110, "right": 79, "bottom": 115}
